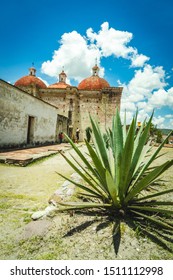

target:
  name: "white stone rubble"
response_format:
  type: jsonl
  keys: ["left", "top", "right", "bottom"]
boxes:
{"left": 31, "top": 172, "right": 82, "bottom": 220}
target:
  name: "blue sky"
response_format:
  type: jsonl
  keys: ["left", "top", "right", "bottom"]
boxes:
{"left": 0, "top": 0, "right": 173, "bottom": 128}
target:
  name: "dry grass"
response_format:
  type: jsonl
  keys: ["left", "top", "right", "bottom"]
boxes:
{"left": 0, "top": 147, "right": 173, "bottom": 260}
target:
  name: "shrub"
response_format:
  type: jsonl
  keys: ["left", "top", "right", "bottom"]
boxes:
{"left": 85, "top": 127, "right": 92, "bottom": 143}
{"left": 156, "top": 130, "right": 163, "bottom": 143}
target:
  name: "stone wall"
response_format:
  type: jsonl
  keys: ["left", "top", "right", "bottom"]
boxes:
{"left": 39, "top": 86, "right": 123, "bottom": 141}
{"left": 0, "top": 80, "right": 67, "bottom": 148}
{"left": 16, "top": 84, "right": 39, "bottom": 97}
{"left": 39, "top": 87, "right": 78, "bottom": 118}
{"left": 78, "top": 87, "right": 122, "bottom": 138}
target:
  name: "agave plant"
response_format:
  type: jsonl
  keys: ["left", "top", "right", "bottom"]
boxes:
{"left": 57, "top": 110, "right": 173, "bottom": 253}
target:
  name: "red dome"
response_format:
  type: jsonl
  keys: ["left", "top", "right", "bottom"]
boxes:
{"left": 15, "top": 75, "right": 47, "bottom": 89}
{"left": 78, "top": 75, "right": 110, "bottom": 90}
{"left": 48, "top": 82, "right": 70, "bottom": 89}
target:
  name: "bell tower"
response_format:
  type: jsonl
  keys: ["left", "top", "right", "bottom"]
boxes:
{"left": 29, "top": 63, "right": 36, "bottom": 76}
{"left": 92, "top": 58, "right": 100, "bottom": 76}
{"left": 59, "top": 67, "right": 67, "bottom": 83}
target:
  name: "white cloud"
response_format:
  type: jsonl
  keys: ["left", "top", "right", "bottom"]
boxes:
{"left": 153, "top": 116, "right": 165, "bottom": 128}
{"left": 41, "top": 22, "right": 149, "bottom": 83}
{"left": 127, "top": 65, "right": 166, "bottom": 101}
{"left": 87, "top": 22, "right": 134, "bottom": 58}
{"left": 41, "top": 30, "right": 103, "bottom": 82}
{"left": 40, "top": 22, "right": 173, "bottom": 129}
{"left": 131, "top": 52, "right": 150, "bottom": 67}
{"left": 169, "top": 119, "right": 173, "bottom": 127}
{"left": 149, "top": 87, "right": 173, "bottom": 108}
{"left": 120, "top": 65, "right": 172, "bottom": 126}
{"left": 121, "top": 64, "right": 167, "bottom": 109}
{"left": 165, "top": 114, "right": 173, "bottom": 118}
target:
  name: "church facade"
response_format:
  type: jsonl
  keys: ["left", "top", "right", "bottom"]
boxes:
{"left": 0, "top": 64, "right": 122, "bottom": 149}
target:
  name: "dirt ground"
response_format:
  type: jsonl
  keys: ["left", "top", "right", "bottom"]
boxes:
{"left": 0, "top": 146, "right": 173, "bottom": 260}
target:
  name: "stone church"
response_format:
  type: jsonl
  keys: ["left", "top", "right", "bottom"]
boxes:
{"left": 0, "top": 64, "right": 122, "bottom": 149}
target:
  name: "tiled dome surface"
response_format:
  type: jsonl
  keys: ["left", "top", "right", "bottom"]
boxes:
{"left": 15, "top": 76, "right": 47, "bottom": 89}
{"left": 48, "top": 82, "right": 70, "bottom": 89}
{"left": 78, "top": 75, "right": 110, "bottom": 90}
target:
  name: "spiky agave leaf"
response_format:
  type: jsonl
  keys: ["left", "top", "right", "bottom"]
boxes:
{"left": 112, "top": 109, "right": 124, "bottom": 188}
{"left": 129, "top": 130, "right": 173, "bottom": 192}
{"left": 89, "top": 115, "right": 111, "bottom": 171}
{"left": 130, "top": 210, "right": 173, "bottom": 231}
{"left": 58, "top": 201, "right": 112, "bottom": 211}
{"left": 57, "top": 110, "right": 173, "bottom": 253}
{"left": 105, "top": 170, "right": 120, "bottom": 208}
{"left": 125, "top": 159, "right": 173, "bottom": 203}
{"left": 135, "top": 188, "right": 173, "bottom": 202}
{"left": 118, "top": 117, "right": 136, "bottom": 201}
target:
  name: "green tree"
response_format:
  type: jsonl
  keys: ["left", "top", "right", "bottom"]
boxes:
{"left": 156, "top": 130, "right": 163, "bottom": 143}
{"left": 149, "top": 122, "right": 158, "bottom": 137}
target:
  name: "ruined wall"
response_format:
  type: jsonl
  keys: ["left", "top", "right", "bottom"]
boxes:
{"left": 0, "top": 80, "right": 62, "bottom": 148}
{"left": 39, "top": 86, "right": 122, "bottom": 141}
{"left": 39, "top": 89, "right": 68, "bottom": 118}
{"left": 39, "top": 87, "right": 78, "bottom": 140}
{"left": 76, "top": 87, "right": 123, "bottom": 139}
{"left": 14, "top": 83, "right": 42, "bottom": 98}
{"left": 39, "top": 87, "right": 78, "bottom": 118}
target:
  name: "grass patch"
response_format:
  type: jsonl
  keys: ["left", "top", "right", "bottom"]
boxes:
{"left": 0, "top": 192, "right": 38, "bottom": 201}
{"left": 0, "top": 202, "right": 13, "bottom": 209}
